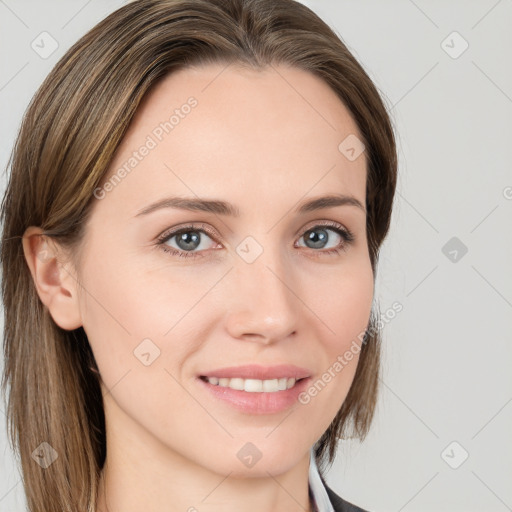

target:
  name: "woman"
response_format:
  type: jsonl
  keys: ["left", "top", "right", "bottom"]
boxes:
{"left": 0, "top": 0, "right": 397, "bottom": 511}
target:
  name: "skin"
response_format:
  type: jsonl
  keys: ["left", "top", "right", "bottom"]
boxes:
{"left": 23, "top": 63, "right": 373, "bottom": 512}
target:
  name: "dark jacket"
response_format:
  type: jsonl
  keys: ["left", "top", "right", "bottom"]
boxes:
{"left": 322, "top": 478, "right": 370, "bottom": 512}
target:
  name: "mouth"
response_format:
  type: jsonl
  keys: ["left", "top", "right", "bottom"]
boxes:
{"left": 199, "top": 375, "right": 309, "bottom": 393}
{"left": 196, "top": 369, "right": 312, "bottom": 414}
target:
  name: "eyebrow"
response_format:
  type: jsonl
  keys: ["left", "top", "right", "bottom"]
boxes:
{"left": 134, "top": 193, "right": 366, "bottom": 218}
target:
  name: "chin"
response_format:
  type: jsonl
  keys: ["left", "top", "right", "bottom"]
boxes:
{"left": 194, "top": 441, "right": 308, "bottom": 478}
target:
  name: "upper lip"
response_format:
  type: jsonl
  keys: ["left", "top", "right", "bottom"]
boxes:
{"left": 199, "top": 364, "right": 311, "bottom": 380}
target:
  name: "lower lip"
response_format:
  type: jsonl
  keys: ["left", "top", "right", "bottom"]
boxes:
{"left": 197, "top": 377, "right": 311, "bottom": 414}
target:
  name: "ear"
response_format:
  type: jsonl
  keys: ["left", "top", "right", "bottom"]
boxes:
{"left": 22, "top": 226, "right": 83, "bottom": 330}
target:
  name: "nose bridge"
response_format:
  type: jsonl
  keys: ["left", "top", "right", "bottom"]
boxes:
{"left": 225, "top": 240, "right": 299, "bottom": 342}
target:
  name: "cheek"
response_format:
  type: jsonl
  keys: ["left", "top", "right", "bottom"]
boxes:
{"left": 76, "top": 245, "right": 163, "bottom": 381}
{"left": 307, "top": 259, "right": 374, "bottom": 400}
{"left": 77, "top": 256, "right": 202, "bottom": 441}
{"left": 315, "top": 259, "right": 374, "bottom": 348}
{"left": 77, "top": 244, "right": 218, "bottom": 389}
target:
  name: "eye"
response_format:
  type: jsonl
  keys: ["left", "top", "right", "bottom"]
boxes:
{"left": 155, "top": 221, "right": 355, "bottom": 259}
{"left": 156, "top": 223, "right": 218, "bottom": 259}
{"left": 295, "top": 222, "right": 355, "bottom": 257}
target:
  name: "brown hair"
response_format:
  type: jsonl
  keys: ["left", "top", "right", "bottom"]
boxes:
{"left": 0, "top": 0, "right": 397, "bottom": 510}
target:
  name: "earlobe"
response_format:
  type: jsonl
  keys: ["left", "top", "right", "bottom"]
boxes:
{"left": 22, "top": 226, "right": 83, "bottom": 331}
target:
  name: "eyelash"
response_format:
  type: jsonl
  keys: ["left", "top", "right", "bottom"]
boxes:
{"left": 155, "top": 221, "right": 355, "bottom": 259}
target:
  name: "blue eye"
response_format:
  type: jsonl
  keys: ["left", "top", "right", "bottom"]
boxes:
{"left": 156, "top": 223, "right": 217, "bottom": 258}
{"left": 156, "top": 221, "right": 355, "bottom": 259}
{"left": 297, "top": 224, "right": 354, "bottom": 255}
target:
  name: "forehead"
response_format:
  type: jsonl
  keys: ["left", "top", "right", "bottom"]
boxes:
{"left": 96, "top": 63, "right": 366, "bottom": 218}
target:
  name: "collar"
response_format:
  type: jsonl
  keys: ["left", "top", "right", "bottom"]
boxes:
{"left": 308, "top": 447, "right": 335, "bottom": 512}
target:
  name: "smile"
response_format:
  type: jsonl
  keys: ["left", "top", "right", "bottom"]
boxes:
{"left": 200, "top": 376, "right": 304, "bottom": 392}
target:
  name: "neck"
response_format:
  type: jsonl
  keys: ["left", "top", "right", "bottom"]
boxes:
{"left": 96, "top": 454, "right": 313, "bottom": 512}
{"left": 95, "top": 395, "right": 313, "bottom": 512}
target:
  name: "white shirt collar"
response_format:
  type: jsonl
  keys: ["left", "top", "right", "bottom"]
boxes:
{"left": 308, "top": 447, "right": 335, "bottom": 512}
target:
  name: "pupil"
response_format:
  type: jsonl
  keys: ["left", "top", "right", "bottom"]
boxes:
{"left": 178, "top": 232, "right": 200, "bottom": 250}
{"left": 306, "top": 229, "right": 327, "bottom": 249}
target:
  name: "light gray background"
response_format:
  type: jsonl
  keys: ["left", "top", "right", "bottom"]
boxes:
{"left": 1, "top": 1, "right": 511, "bottom": 511}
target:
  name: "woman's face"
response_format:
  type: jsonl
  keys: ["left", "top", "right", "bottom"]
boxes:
{"left": 73, "top": 63, "right": 373, "bottom": 476}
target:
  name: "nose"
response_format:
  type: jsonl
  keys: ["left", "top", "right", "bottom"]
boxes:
{"left": 224, "top": 248, "right": 300, "bottom": 344}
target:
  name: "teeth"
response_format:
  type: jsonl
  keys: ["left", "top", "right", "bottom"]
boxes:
{"left": 204, "top": 376, "right": 298, "bottom": 392}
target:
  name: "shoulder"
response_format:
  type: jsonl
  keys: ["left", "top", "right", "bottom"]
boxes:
{"left": 322, "top": 480, "right": 371, "bottom": 512}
